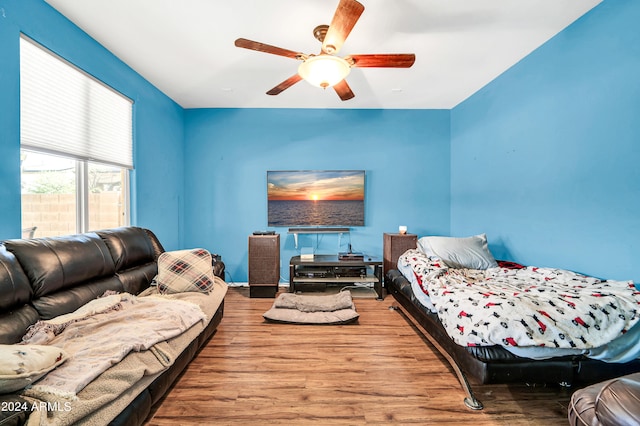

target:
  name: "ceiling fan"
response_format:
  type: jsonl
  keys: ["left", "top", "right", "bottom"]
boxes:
{"left": 234, "top": 0, "right": 416, "bottom": 101}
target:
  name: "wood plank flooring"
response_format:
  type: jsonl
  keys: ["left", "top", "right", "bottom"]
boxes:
{"left": 146, "top": 287, "right": 573, "bottom": 425}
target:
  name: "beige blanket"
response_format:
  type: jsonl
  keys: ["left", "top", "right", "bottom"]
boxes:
{"left": 23, "top": 293, "right": 206, "bottom": 398}
{"left": 23, "top": 276, "right": 227, "bottom": 426}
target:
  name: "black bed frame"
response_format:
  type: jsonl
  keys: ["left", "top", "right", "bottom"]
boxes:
{"left": 385, "top": 268, "right": 640, "bottom": 410}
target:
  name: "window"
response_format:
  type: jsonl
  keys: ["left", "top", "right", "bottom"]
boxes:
{"left": 20, "top": 36, "right": 132, "bottom": 238}
{"left": 20, "top": 150, "right": 129, "bottom": 238}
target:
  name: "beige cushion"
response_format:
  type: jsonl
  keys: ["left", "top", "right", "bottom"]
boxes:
{"left": 263, "top": 292, "right": 359, "bottom": 325}
{"left": 0, "top": 344, "right": 68, "bottom": 393}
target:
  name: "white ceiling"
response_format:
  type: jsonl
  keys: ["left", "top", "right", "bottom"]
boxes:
{"left": 44, "top": 0, "right": 601, "bottom": 110}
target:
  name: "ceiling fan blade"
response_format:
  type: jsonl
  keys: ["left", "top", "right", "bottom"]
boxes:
{"left": 235, "top": 38, "right": 302, "bottom": 60}
{"left": 266, "top": 74, "right": 303, "bottom": 96}
{"left": 348, "top": 54, "right": 416, "bottom": 68}
{"left": 333, "top": 79, "right": 355, "bottom": 101}
{"left": 322, "top": 0, "right": 365, "bottom": 55}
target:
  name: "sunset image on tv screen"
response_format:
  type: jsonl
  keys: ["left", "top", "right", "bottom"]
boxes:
{"left": 267, "top": 170, "right": 365, "bottom": 227}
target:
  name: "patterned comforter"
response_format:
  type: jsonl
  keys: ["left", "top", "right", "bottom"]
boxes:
{"left": 399, "top": 249, "right": 640, "bottom": 350}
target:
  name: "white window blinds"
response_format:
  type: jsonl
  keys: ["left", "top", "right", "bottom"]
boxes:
{"left": 20, "top": 36, "right": 133, "bottom": 169}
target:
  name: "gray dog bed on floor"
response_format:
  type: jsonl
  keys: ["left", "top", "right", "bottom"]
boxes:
{"left": 263, "top": 291, "right": 359, "bottom": 324}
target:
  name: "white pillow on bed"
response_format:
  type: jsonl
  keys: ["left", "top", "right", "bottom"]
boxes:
{"left": 417, "top": 233, "right": 498, "bottom": 270}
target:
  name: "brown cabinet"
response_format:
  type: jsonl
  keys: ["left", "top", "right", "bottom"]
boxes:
{"left": 383, "top": 233, "right": 418, "bottom": 277}
{"left": 248, "top": 234, "right": 280, "bottom": 298}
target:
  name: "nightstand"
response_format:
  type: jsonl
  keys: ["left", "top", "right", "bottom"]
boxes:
{"left": 383, "top": 233, "right": 418, "bottom": 277}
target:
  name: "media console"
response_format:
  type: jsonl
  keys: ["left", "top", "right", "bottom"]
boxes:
{"left": 289, "top": 254, "right": 383, "bottom": 300}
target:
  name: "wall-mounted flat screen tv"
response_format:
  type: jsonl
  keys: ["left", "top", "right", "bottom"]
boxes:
{"left": 267, "top": 170, "right": 365, "bottom": 227}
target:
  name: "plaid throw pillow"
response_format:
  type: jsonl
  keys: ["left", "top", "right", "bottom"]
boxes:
{"left": 157, "top": 249, "right": 215, "bottom": 294}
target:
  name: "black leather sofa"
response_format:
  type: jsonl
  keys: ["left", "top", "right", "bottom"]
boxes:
{"left": 0, "top": 227, "right": 225, "bottom": 426}
{"left": 386, "top": 268, "right": 640, "bottom": 410}
{"left": 568, "top": 371, "right": 640, "bottom": 426}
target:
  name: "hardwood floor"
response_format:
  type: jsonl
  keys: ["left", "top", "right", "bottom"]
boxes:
{"left": 146, "top": 286, "right": 572, "bottom": 425}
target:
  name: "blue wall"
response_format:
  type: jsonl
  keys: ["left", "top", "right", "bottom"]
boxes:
{"left": 0, "top": 0, "right": 185, "bottom": 249}
{"left": 451, "top": 0, "right": 640, "bottom": 281}
{"left": 183, "top": 109, "right": 451, "bottom": 283}
{"left": 2, "top": 0, "right": 637, "bottom": 284}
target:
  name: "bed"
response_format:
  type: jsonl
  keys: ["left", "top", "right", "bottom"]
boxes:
{"left": 385, "top": 233, "right": 640, "bottom": 410}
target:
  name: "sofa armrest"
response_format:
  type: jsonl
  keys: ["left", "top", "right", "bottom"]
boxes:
{"left": 211, "top": 255, "right": 225, "bottom": 279}
{"left": 569, "top": 372, "right": 640, "bottom": 426}
{"left": 0, "top": 395, "right": 32, "bottom": 426}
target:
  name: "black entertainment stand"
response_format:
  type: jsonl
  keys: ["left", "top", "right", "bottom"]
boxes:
{"left": 289, "top": 254, "right": 384, "bottom": 300}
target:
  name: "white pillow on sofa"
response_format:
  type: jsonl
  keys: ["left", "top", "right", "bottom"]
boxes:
{"left": 156, "top": 248, "right": 215, "bottom": 294}
{"left": 0, "top": 344, "right": 68, "bottom": 393}
{"left": 417, "top": 233, "right": 498, "bottom": 270}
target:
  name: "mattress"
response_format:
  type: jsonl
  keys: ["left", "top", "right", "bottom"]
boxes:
{"left": 397, "top": 249, "right": 640, "bottom": 362}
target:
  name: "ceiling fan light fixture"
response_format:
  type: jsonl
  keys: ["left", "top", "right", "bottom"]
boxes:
{"left": 298, "top": 55, "right": 351, "bottom": 89}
